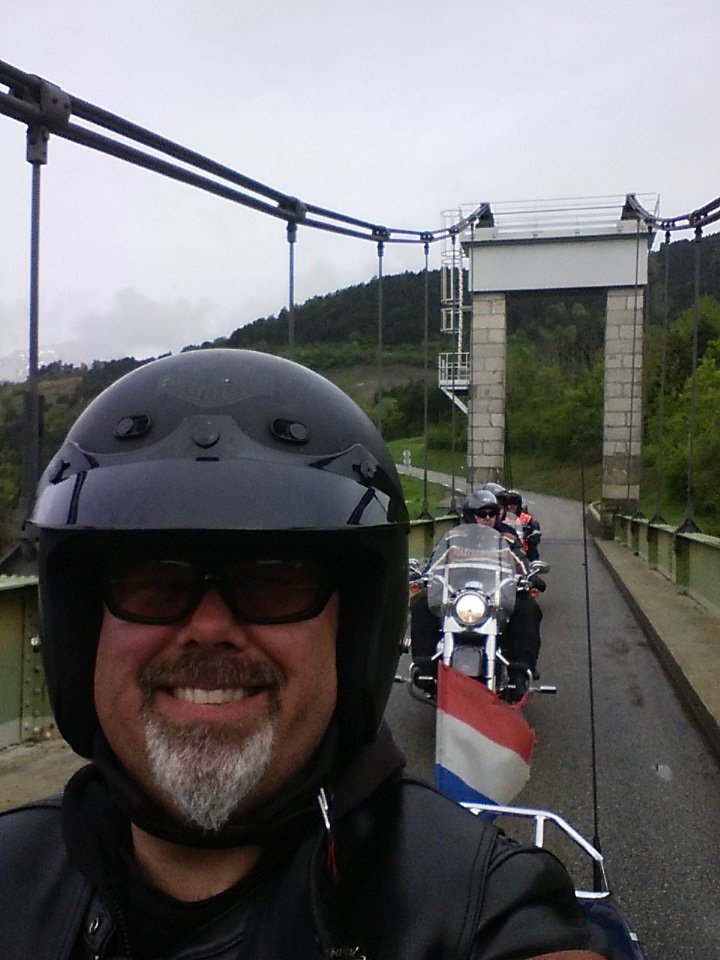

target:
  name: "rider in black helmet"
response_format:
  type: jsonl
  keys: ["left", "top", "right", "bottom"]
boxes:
{"left": 462, "top": 488, "right": 501, "bottom": 523}
{"left": 481, "top": 481, "right": 508, "bottom": 517}
{"left": 506, "top": 489, "right": 542, "bottom": 562}
{"left": 0, "top": 350, "right": 609, "bottom": 960}
{"left": 413, "top": 488, "right": 542, "bottom": 684}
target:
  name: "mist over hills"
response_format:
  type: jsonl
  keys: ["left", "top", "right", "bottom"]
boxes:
{"left": 2, "top": 234, "right": 718, "bottom": 384}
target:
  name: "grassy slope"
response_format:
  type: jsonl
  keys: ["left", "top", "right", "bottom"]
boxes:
{"left": 387, "top": 437, "right": 603, "bottom": 505}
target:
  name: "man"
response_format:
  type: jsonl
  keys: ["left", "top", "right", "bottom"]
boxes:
{"left": 471, "top": 487, "right": 527, "bottom": 562}
{"left": 506, "top": 489, "right": 542, "bottom": 561}
{"left": 411, "top": 489, "right": 542, "bottom": 687}
{"left": 0, "top": 350, "right": 610, "bottom": 958}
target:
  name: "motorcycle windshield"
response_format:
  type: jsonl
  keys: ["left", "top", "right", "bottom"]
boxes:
{"left": 426, "top": 523, "right": 518, "bottom": 614}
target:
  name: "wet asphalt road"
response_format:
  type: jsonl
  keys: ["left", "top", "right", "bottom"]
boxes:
{"left": 384, "top": 492, "right": 720, "bottom": 960}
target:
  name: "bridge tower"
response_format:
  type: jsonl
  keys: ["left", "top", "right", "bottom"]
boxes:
{"left": 458, "top": 195, "right": 655, "bottom": 522}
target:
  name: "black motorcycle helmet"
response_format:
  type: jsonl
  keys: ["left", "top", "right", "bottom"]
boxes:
{"left": 462, "top": 489, "right": 499, "bottom": 523}
{"left": 30, "top": 349, "right": 409, "bottom": 764}
{"left": 506, "top": 489, "right": 523, "bottom": 511}
{"left": 482, "top": 481, "right": 507, "bottom": 503}
{"left": 482, "top": 482, "right": 508, "bottom": 518}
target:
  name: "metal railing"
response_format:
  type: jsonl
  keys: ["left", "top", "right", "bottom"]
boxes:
{"left": 438, "top": 352, "right": 470, "bottom": 390}
{"left": 614, "top": 514, "right": 720, "bottom": 619}
{"left": 464, "top": 802, "right": 610, "bottom": 901}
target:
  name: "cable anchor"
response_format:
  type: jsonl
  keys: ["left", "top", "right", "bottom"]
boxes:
{"left": 278, "top": 195, "right": 307, "bottom": 223}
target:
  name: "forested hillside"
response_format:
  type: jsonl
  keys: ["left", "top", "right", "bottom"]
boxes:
{"left": 1, "top": 233, "right": 720, "bottom": 548}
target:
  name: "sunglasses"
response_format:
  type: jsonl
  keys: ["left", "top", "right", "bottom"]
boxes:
{"left": 473, "top": 509, "right": 497, "bottom": 519}
{"left": 104, "top": 557, "right": 335, "bottom": 626}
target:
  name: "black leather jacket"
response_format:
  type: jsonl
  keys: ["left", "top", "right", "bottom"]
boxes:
{"left": 0, "top": 733, "right": 609, "bottom": 960}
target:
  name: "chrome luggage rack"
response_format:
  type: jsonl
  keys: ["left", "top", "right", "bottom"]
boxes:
{"left": 463, "top": 802, "right": 610, "bottom": 901}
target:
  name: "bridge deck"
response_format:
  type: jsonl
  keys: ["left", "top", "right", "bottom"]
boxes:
{"left": 595, "top": 537, "right": 720, "bottom": 761}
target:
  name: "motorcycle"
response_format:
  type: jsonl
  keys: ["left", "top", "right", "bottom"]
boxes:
{"left": 401, "top": 526, "right": 645, "bottom": 957}
{"left": 407, "top": 523, "right": 555, "bottom": 704}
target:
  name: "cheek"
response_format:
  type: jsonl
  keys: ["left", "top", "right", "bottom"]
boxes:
{"left": 277, "top": 604, "right": 338, "bottom": 720}
{"left": 93, "top": 615, "right": 165, "bottom": 731}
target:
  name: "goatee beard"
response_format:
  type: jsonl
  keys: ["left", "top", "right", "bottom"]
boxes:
{"left": 139, "top": 652, "right": 283, "bottom": 833}
{"left": 143, "top": 713, "right": 276, "bottom": 833}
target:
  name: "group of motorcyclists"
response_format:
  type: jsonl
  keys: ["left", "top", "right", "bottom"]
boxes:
{"left": 476, "top": 483, "right": 543, "bottom": 562}
{"left": 409, "top": 482, "right": 546, "bottom": 701}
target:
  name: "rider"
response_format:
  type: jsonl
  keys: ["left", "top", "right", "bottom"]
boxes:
{"left": 411, "top": 489, "right": 542, "bottom": 691}
{"left": 460, "top": 490, "right": 542, "bottom": 680}
{"left": 0, "top": 350, "right": 608, "bottom": 959}
{"left": 481, "top": 482, "right": 524, "bottom": 539}
{"left": 471, "top": 488, "right": 526, "bottom": 560}
{"left": 506, "top": 489, "right": 542, "bottom": 561}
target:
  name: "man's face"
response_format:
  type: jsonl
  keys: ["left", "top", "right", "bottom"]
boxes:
{"left": 94, "top": 560, "right": 338, "bottom": 832}
{"left": 474, "top": 508, "right": 497, "bottom": 526}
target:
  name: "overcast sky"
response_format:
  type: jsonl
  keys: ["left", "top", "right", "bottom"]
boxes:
{"left": 1, "top": 0, "right": 718, "bottom": 372}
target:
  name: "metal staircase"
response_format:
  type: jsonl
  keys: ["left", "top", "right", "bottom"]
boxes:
{"left": 438, "top": 211, "right": 471, "bottom": 414}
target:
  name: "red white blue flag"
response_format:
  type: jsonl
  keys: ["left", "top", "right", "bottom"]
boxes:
{"left": 435, "top": 661, "right": 536, "bottom": 805}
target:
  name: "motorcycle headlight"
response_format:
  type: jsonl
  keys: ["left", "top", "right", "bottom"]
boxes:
{"left": 453, "top": 592, "right": 488, "bottom": 626}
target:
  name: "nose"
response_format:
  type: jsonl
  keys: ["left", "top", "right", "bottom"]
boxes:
{"left": 180, "top": 585, "right": 250, "bottom": 650}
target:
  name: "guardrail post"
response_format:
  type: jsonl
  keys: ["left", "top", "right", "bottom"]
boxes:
{"left": 674, "top": 533, "right": 691, "bottom": 591}
{"left": 647, "top": 523, "right": 659, "bottom": 568}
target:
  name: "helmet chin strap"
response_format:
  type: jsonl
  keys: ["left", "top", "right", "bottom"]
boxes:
{"left": 91, "top": 722, "right": 339, "bottom": 850}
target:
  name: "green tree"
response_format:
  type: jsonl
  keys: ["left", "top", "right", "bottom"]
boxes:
{"left": 660, "top": 347, "right": 720, "bottom": 515}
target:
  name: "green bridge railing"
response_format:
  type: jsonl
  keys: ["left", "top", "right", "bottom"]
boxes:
{"left": 0, "top": 576, "right": 54, "bottom": 750}
{"left": 613, "top": 514, "right": 720, "bottom": 620}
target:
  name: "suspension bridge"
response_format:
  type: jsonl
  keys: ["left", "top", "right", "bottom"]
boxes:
{"left": 1, "top": 58, "right": 719, "bottom": 959}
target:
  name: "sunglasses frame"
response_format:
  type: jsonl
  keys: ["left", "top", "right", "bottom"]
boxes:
{"left": 103, "top": 558, "right": 337, "bottom": 627}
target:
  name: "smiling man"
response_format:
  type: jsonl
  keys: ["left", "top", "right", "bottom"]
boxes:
{"left": 0, "top": 349, "right": 612, "bottom": 959}
{"left": 97, "top": 555, "right": 338, "bottom": 835}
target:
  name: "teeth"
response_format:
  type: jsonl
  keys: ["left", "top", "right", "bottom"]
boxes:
{"left": 172, "top": 687, "right": 252, "bottom": 705}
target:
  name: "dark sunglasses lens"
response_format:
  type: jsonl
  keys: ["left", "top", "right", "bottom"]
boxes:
{"left": 106, "top": 560, "right": 198, "bottom": 622}
{"left": 476, "top": 510, "right": 495, "bottom": 519}
{"left": 226, "top": 559, "right": 329, "bottom": 622}
{"left": 105, "top": 557, "right": 332, "bottom": 624}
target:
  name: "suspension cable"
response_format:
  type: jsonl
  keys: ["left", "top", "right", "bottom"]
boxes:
{"left": 579, "top": 428, "right": 603, "bottom": 891}
{"left": 677, "top": 228, "right": 704, "bottom": 533}
{"left": 1, "top": 64, "right": 716, "bottom": 246}
{"left": 467, "top": 219, "right": 475, "bottom": 489}
{"left": 286, "top": 220, "right": 298, "bottom": 354}
{"left": 449, "top": 233, "right": 458, "bottom": 514}
{"left": 375, "top": 238, "right": 386, "bottom": 434}
{"left": 419, "top": 238, "right": 432, "bottom": 520}
{"left": 22, "top": 124, "right": 45, "bottom": 517}
{"left": 623, "top": 191, "right": 720, "bottom": 234}
{"left": 625, "top": 218, "right": 642, "bottom": 512}
{"left": 650, "top": 232, "right": 672, "bottom": 525}
{"left": 0, "top": 59, "right": 490, "bottom": 248}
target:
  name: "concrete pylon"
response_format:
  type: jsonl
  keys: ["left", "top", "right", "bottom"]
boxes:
{"left": 468, "top": 293, "right": 506, "bottom": 489}
{"left": 461, "top": 197, "right": 651, "bottom": 525}
{"left": 601, "top": 286, "right": 644, "bottom": 518}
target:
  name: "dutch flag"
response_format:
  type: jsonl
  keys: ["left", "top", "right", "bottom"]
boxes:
{"left": 435, "top": 661, "right": 536, "bottom": 806}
